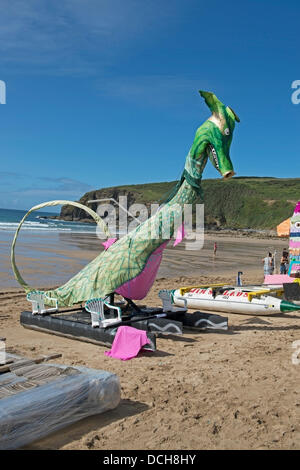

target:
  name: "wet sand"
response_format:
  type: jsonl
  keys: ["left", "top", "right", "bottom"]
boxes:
{"left": 0, "top": 232, "right": 299, "bottom": 450}
{"left": 0, "top": 230, "right": 289, "bottom": 288}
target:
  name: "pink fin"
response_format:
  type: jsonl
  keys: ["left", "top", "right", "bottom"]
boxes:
{"left": 116, "top": 240, "right": 169, "bottom": 300}
{"left": 173, "top": 223, "right": 185, "bottom": 247}
{"left": 102, "top": 237, "right": 117, "bottom": 250}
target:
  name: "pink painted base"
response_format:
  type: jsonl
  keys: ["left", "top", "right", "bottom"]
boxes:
{"left": 264, "top": 274, "right": 294, "bottom": 285}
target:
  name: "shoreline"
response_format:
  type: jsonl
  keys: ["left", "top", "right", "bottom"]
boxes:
{"left": 40, "top": 214, "right": 281, "bottom": 239}
{"left": 0, "top": 230, "right": 289, "bottom": 289}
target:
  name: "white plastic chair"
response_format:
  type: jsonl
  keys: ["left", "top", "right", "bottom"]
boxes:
{"left": 27, "top": 291, "right": 58, "bottom": 315}
{"left": 158, "top": 289, "right": 187, "bottom": 313}
{"left": 85, "top": 298, "right": 122, "bottom": 328}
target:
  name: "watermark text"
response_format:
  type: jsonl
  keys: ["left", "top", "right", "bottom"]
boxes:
{"left": 93, "top": 197, "right": 205, "bottom": 250}
{"left": 292, "top": 340, "right": 300, "bottom": 365}
{"left": 291, "top": 80, "right": 300, "bottom": 104}
{"left": 0, "top": 339, "right": 6, "bottom": 365}
{"left": 0, "top": 80, "right": 6, "bottom": 104}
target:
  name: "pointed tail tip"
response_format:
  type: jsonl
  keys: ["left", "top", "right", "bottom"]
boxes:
{"left": 280, "top": 300, "right": 300, "bottom": 313}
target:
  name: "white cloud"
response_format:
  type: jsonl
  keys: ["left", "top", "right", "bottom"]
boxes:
{"left": 0, "top": 171, "right": 92, "bottom": 209}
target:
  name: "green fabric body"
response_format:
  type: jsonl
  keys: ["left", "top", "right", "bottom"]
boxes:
{"left": 45, "top": 181, "right": 198, "bottom": 306}
{"left": 11, "top": 91, "right": 239, "bottom": 306}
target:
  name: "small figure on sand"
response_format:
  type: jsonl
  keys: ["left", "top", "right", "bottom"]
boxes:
{"left": 262, "top": 252, "right": 274, "bottom": 276}
{"left": 213, "top": 242, "right": 217, "bottom": 256}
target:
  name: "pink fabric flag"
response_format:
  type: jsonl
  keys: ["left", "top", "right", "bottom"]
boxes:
{"left": 104, "top": 326, "right": 151, "bottom": 360}
{"left": 102, "top": 237, "right": 117, "bottom": 250}
{"left": 294, "top": 201, "right": 300, "bottom": 214}
{"left": 173, "top": 223, "right": 185, "bottom": 247}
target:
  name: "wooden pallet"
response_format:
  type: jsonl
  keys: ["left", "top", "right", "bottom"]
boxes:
{"left": 0, "top": 353, "right": 67, "bottom": 400}
{"left": 0, "top": 353, "right": 120, "bottom": 450}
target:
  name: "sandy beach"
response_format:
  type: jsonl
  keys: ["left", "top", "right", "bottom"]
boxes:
{"left": 0, "top": 232, "right": 299, "bottom": 450}
{"left": 2, "top": 0, "right": 300, "bottom": 454}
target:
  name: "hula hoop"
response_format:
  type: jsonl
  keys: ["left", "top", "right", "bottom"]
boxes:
{"left": 11, "top": 200, "right": 111, "bottom": 293}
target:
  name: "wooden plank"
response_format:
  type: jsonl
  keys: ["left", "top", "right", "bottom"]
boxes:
{"left": 0, "top": 359, "right": 14, "bottom": 366}
{"left": 0, "top": 354, "right": 62, "bottom": 375}
{"left": 0, "top": 363, "right": 78, "bottom": 400}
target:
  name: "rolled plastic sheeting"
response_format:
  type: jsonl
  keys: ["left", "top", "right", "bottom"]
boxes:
{"left": 0, "top": 362, "right": 120, "bottom": 450}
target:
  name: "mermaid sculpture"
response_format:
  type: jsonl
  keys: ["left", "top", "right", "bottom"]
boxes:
{"left": 12, "top": 91, "right": 240, "bottom": 306}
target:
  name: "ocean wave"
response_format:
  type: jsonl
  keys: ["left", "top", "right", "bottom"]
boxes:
{"left": 0, "top": 221, "right": 96, "bottom": 233}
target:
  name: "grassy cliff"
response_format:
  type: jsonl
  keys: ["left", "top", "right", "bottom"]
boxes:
{"left": 60, "top": 177, "right": 300, "bottom": 230}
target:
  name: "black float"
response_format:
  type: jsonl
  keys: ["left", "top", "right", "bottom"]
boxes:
{"left": 21, "top": 299, "right": 228, "bottom": 352}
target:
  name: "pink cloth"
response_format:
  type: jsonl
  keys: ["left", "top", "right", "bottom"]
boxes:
{"left": 104, "top": 326, "right": 151, "bottom": 360}
{"left": 173, "top": 223, "right": 185, "bottom": 247}
{"left": 115, "top": 240, "right": 169, "bottom": 300}
{"left": 102, "top": 238, "right": 117, "bottom": 250}
{"left": 264, "top": 274, "right": 294, "bottom": 285}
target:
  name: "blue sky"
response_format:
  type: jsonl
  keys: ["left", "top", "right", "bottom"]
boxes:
{"left": 1, "top": 0, "right": 300, "bottom": 210}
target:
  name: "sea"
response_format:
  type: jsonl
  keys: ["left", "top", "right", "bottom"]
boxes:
{"left": 0, "top": 207, "right": 97, "bottom": 233}
{"left": 0, "top": 208, "right": 102, "bottom": 288}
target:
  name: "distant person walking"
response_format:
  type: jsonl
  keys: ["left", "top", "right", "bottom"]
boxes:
{"left": 262, "top": 252, "right": 274, "bottom": 276}
{"left": 213, "top": 242, "right": 217, "bottom": 256}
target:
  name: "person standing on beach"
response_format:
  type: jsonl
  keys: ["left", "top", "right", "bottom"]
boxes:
{"left": 282, "top": 247, "right": 289, "bottom": 259}
{"left": 213, "top": 242, "right": 217, "bottom": 256}
{"left": 280, "top": 249, "right": 289, "bottom": 275}
{"left": 262, "top": 252, "right": 274, "bottom": 276}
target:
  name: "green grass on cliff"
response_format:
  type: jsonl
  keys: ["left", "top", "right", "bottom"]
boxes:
{"left": 61, "top": 177, "right": 300, "bottom": 230}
